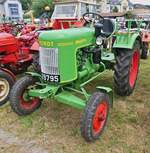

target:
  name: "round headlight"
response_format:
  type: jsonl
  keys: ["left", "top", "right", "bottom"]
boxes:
{"left": 96, "top": 36, "right": 103, "bottom": 46}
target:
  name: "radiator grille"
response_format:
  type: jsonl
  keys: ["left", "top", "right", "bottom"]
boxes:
{"left": 39, "top": 47, "right": 59, "bottom": 75}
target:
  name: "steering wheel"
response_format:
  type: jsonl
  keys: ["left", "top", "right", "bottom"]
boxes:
{"left": 83, "top": 12, "right": 104, "bottom": 24}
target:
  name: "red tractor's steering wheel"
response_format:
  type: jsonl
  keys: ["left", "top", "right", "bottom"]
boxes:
{"left": 83, "top": 12, "right": 104, "bottom": 24}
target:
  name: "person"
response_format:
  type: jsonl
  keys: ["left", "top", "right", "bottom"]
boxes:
{"left": 2, "top": 14, "right": 6, "bottom": 23}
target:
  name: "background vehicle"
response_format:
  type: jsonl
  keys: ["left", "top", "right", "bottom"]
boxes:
{"left": 141, "top": 21, "right": 150, "bottom": 59}
{"left": 50, "top": 0, "right": 99, "bottom": 29}
{"left": 0, "top": 32, "right": 33, "bottom": 105}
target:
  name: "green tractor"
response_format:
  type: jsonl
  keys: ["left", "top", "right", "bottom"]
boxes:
{"left": 9, "top": 13, "right": 141, "bottom": 142}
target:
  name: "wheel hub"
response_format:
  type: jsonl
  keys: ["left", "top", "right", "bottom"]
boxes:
{"left": 20, "top": 88, "right": 40, "bottom": 110}
{"left": 129, "top": 50, "right": 139, "bottom": 88}
{"left": 92, "top": 101, "right": 107, "bottom": 135}
{"left": 0, "top": 78, "right": 10, "bottom": 102}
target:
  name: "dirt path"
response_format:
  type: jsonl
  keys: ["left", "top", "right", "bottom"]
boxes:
{"left": 0, "top": 129, "right": 48, "bottom": 153}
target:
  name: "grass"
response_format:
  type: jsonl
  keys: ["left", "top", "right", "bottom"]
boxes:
{"left": 0, "top": 58, "right": 150, "bottom": 153}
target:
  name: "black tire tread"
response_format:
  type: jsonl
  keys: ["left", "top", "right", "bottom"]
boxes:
{"left": 80, "top": 92, "right": 110, "bottom": 142}
{"left": 10, "top": 76, "right": 41, "bottom": 116}
{"left": 114, "top": 41, "right": 140, "bottom": 96}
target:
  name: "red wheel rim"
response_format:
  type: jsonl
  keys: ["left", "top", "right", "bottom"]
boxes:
{"left": 92, "top": 101, "right": 108, "bottom": 135}
{"left": 129, "top": 50, "right": 139, "bottom": 88}
{"left": 20, "top": 94, "right": 40, "bottom": 110}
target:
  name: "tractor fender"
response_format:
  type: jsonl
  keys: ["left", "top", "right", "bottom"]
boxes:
{"left": 113, "top": 33, "right": 141, "bottom": 49}
{"left": 0, "top": 68, "right": 16, "bottom": 81}
{"left": 96, "top": 86, "right": 113, "bottom": 107}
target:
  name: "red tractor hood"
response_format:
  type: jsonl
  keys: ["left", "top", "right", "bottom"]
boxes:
{"left": 0, "top": 32, "right": 18, "bottom": 53}
{"left": 0, "top": 32, "right": 18, "bottom": 46}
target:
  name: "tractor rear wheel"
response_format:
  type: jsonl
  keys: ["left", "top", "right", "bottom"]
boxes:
{"left": 114, "top": 40, "right": 140, "bottom": 96}
{"left": 80, "top": 92, "right": 110, "bottom": 142}
{"left": 10, "top": 76, "right": 41, "bottom": 116}
{"left": 0, "top": 70, "right": 15, "bottom": 106}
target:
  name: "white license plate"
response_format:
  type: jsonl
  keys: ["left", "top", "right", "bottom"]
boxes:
{"left": 42, "top": 73, "right": 60, "bottom": 83}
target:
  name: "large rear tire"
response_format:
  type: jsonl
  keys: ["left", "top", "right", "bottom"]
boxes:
{"left": 10, "top": 76, "right": 41, "bottom": 116}
{"left": 114, "top": 40, "right": 140, "bottom": 96}
{"left": 80, "top": 92, "right": 110, "bottom": 142}
{"left": 0, "top": 70, "right": 15, "bottom": 106}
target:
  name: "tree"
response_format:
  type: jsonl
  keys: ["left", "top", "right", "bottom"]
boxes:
{"left": 20, "top": 0, "right": 32, "bottom": 11}
{"left": 113, "top": 6, "right": 119, "bottom": 13}
{"left": 32, "top": 0, "right": 53, "bottom": 18}
{"left": 125, "top": 11, "right": 134, "bottom": 19}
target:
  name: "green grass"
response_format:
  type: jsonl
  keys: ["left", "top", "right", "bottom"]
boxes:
{"left": 0, "top": 58, "right": 150, "bottom": 153}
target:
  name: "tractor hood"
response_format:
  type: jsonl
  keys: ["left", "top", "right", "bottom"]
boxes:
{"left": 0, "top": 32, "right": 18, "bottom": 46}
{"left": 38, "top": 27, "right": 96, "bottom": 84}
{"left": 0, "top": 32, "right": 18, "bottom": 53}
{"left": 39, "top": 27, "right": 95, "bottom": 48}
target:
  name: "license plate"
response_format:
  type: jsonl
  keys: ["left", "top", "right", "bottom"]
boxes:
{"left": 42, "top": 73, "right": 60, "bottom": 83}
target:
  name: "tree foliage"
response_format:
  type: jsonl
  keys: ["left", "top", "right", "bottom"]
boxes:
{"left": 125, "top": 11, "right": 134, "bottom": 19}
{"left": 112, "top": 6, "right": 119, "bottom": 13}
{"left": 32, "top": 0, "right": 54, "bottom": 18}
{"left": 20, "top": 0, "right": 32, "bottom": 11}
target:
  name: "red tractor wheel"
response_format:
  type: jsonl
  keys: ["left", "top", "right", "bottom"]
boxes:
{"left": 0, "top": 70, "right": 15, "bottom": 106}
{"left": 129, "top": 51, "right": 139, "bottom": 88}
{"left": 10, "top": 76, "right": 41, "bottom": 116}
{"left": 80, "top": 92, "right": 110, "bottom": 142}
{"left": 114, "top": 40, "right": 140, "bottom": 96}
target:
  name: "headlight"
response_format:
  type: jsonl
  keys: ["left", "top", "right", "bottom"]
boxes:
{"left": 96, "top": 36, "right": 103, "bottom": 46}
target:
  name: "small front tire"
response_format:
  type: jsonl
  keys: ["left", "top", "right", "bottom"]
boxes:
{"left": 10, "top": 76, "right": 41, "bottom": 116}
{"left": 80, "top": 92, "right": 110, "bottom": 142}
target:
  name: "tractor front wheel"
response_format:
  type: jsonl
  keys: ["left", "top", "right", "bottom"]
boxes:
{"left": 0, "top": 70, "right": 15, "bottom": 106}
{"left": 114, "top": 41, "right": 140, "bottom": 96}
{"left": 10, "top": 76, "right": 41, "bottom": 116}
{"left": 80, "top": 92, "right": 110, "bottom": 142}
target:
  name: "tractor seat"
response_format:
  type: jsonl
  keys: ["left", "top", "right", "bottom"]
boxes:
{"left": 101, "top": 19, "right": 115, "bottom": 38}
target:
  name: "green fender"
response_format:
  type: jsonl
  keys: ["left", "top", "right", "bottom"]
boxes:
{"left": 96, "top": 86, "right": 113, "bottom": 107}
{"left": 113, "top": 33, "right": 140, "bottom": 49}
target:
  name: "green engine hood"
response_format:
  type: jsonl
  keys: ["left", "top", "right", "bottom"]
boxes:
{"left": 39, "top": 27, "right": 95, "bottom": 48}
{"left": 39, "top": 27, "right": 95, "bottom": 84}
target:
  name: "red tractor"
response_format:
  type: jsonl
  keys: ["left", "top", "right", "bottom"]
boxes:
{"left": 0, "top": 22, "right": 25, "bottom": 35}
{"left": 49, "top": 0, "right": 99, "bottom": 29}
{"left": 141, "top": 22, "right": 150, "bottom": 59}
{"left": 0, "top": 32, "right": 34, "bottom": 105}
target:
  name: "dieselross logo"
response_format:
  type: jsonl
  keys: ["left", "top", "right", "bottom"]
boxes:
{"left": 39, "top": 40, "right": 54, "bottom": 47}
{"left": 39, "top": 39, "right": 87, "bottom": 47}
